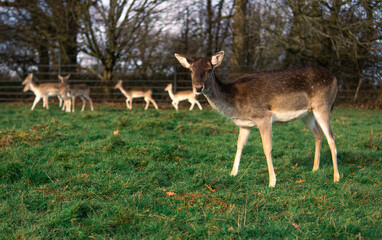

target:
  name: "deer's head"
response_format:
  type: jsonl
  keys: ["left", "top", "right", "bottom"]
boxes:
{"left": 114, "top": 80, "right": 123, "bottom": 89}
{"left": 58, "top": 74, "right": 71, "bottom": 83}
{"left": 164, "top": 84, "right": 172, "bottom": 92}
{"left": 22, "top": 73, "right": 33, "bottom": 92}
{"left": 175, "top": 51, "right": 224, "bottom": 95}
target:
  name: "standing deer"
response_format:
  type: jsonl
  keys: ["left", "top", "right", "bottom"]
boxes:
{"left": 22, "top": 73, "right": 70, "bottom": 111}
{"left": 164, "top": 83, "right": 203, "bottom": 111}
{"left": 114, "top": 80, "right": 159, "bottom": 110}
{"left": 58, "top": 75, "right": 94, "bottom": 112}
{"left": 175, "top": 51, "right": 340, "bottom": 187}
{"left": 59, "top": 86, "right": 73, "bottom": 113}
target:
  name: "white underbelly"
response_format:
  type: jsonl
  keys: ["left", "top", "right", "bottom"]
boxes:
{"left": 271, "top": 109, "right": 309, "bottom": 123}
{"left": 232, "top": 118, "right": 257, "bottom": 128}
{"left": 131, "top": 94, "right": 145, "bottom": 98}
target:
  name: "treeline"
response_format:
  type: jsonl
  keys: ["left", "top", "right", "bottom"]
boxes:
{"left": 0, "top": 0, "right": 381, "bottom": 95}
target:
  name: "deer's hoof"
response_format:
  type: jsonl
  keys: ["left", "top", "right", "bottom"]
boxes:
{"left": 269, "top": 178, "right": 276, "bottom": 188}
{"left": 334, "top": 172, "right": 340, "bottom": 182}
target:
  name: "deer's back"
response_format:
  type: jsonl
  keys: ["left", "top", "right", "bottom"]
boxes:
{"left": 229, "top": 65, "right": 337, "bottom": 112}
{"left": 38, "top": 83, "right": 68, "bottom": 95}
{"left": 126, "top": 87, "right": 152, "bottom": 97}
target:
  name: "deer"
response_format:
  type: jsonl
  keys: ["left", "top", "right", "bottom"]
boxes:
{"left": 59, "top": 86, "right": 73, "bottom": 113}
{"left": 58, "top": 74, "right": 94, "bottom": 112}
{"left": 175, "top": 51, "right": 340, "bottom": 187}
{"left": 22, "top": 73, "right": 64, "bottom": 108}
{"left": 22, "top": 73, "right": 70, "bottom": 111}
{"left": 164, "top": 83, "right": 203, "bottom": 111}
{"left": 114, "top": 80, "right": 159, "bottom": 110}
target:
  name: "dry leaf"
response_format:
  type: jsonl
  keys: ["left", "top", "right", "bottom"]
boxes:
{"left": 205, "top": 184, "right": 215, "bottom": 192}
{"left": 292, "top": 163, "right": 298, "bottom": 169}
{"left": 113, "top": 130, "right": 119, "bottom": 135}
{"left": 165, "top": 191, "right": 176, "bottom": 197}
{"left": 296, "top": 179, "right": 306, "bottom": 183}
{"left": 228, "top": 226, "right": 235, "bottom": 232}
{"left": 292, "top": 222, "right": 301, "bottom": 230}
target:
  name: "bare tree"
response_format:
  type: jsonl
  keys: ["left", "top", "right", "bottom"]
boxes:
{"left": 173, "top": 0, "right": 233, "bottom": 57}
{"left": 230, "top": 0, "right": 248, "bottom": 76}
{"left": 78, "top": 0, "right": 164, "bottom": 89}
{"left": 0, "top": 0, "right": 83, "bottom": 78}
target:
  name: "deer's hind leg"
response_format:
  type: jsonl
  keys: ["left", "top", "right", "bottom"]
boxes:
{"left": 150, "top": 98, "right": 158, "bottom": 110}
{"left": 85, "top": 95, "right": 94, "bottom": 111}
{"left": 312, "top": 108, "right": 340, "bottom": 182}
{"left": 258, "top": 121, "right": 276, "bottom": 187}
{"left": 301, "top": 113, "right": 323, "bottom": 172}
{"left": 43, "top": 96, "right": 49, "bottom": 109}
{"left": 80, "top": 96, "right": 86, "bottom": 111}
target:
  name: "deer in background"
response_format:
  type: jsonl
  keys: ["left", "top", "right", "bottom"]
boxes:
{"left": 59, "top": 86, "right": 73, "bottom": 113}
{"left": 164, "top": 83, "right": 203, "bottom": 111}
{"left": 58, "top": 74, "right": 94, "bottom": 112}
{"left": 22, "top": 73, "right": 70, "bottom": 111}
{"left": 175, "top": 51, "right": 340, "bottom": 187}
{"left": 114, "top": 80, "right": 158, "bottom": 110}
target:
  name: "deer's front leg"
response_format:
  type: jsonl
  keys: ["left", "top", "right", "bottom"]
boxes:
{"left": 258, "top": 121, "right": 276, "bottom": 187}
{"left": 172, "top": 101, "right": 178, "bottom": 111}
{"left": 31, "top": 96, "right": 41, "bottom": 110}
{"left": 58, "top": 96, "right": 63, "bottom": 107}
{"left": 230, "top": 127, "right": 251, "bottom": 176}
{"left": 125, "top": 99, "right": 131, "bottom": 109}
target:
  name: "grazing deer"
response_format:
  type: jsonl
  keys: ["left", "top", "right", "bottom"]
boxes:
{"left": 59, "top": 86, "right": 72, "bottom": 113}
{"left": 114, "top": 80, "right": 158, "bottom": 110}
{"left": 175, "top": 51, "right": 339, "bottom": 187}
{"left": 58, "top": 74, "right": 94, "bottom": 112}
{"left": 164, "top": 83, "right": 203, "bottom": 111}
{"left": 22, "top": 73, "right": 70, "bottom": 111}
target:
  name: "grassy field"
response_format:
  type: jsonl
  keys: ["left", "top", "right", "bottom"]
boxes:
{"left": 0, "top": 103, "right": 381, "bottom": 239}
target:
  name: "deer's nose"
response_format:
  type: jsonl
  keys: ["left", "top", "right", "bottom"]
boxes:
{"left": 195, "top": 85, "right": 204, "bottom": 93}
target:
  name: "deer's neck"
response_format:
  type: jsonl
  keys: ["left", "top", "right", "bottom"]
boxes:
{"left": 167, "top": 89, "right": 175, "bottom": 100}
{"left": 118, "top": 86, "right": 130, "bottom": 98}
{"left": 203, "top": 72, "right": 236, "bottom": 117}
{"left": 30, "top": 82, "right": 40, "bottom": 94}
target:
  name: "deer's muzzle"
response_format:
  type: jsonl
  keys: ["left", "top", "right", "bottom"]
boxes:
{"left": 194, "top": 85, "right": 204, "bottom": 94}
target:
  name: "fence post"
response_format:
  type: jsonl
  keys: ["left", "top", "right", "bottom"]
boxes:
{"left": 173, "top": 63, "right": 177, "bottom": 92}
{"left": 58, "top": 49, "right": 61, "bottom": 76}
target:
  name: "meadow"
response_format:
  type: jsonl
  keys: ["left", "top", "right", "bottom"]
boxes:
{"left": 0, "top": 103, "right": 381, "bottom": 239}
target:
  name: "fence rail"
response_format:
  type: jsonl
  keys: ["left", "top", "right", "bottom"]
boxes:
{"left": 1, "top": 69, "right": 381, "bottom": 108}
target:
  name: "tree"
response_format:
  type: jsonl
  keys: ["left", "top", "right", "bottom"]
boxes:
{"left": 78, "top": 0, "right": 165, "bottom": 88}
{"left": 0, "top": 0, "right": 83, "bottom": 78}
{"left": 173, "top": 0, "right": 233, "bottom": 57}
{"left": 230, "top": 0, "right": 248, "bottom": 75}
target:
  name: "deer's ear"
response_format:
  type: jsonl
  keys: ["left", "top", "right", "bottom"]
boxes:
{"left": 175, "top": 54, "right": 193, "bottom": 69}
{"left": 211, "top": 51, "right": 224, "bottom": 67}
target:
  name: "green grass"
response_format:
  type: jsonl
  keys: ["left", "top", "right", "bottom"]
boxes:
{"left": 0, "top": 103, "right": 381, "bottom": 239}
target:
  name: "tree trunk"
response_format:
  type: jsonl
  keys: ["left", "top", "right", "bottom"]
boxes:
{"left": 38, "top": 44, "right": 50, "bottom": 80}
{"left": 206, "top": 0, "right": 213, "bottom": 56}
{"left": 102, "top": 65, "right": 113, "bottom": 98}
{"left": 230, "top": 0, "right": 247, "bottom": 79}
